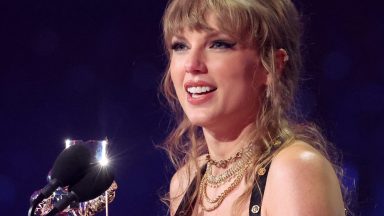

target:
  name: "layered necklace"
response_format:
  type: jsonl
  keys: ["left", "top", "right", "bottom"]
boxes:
{"left": 199, "top": 145, "right": 256, "bottom": 211}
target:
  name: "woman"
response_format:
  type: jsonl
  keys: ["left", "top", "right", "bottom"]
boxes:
{"left": 161, "top": 0, "right": 346, "bottom": 215}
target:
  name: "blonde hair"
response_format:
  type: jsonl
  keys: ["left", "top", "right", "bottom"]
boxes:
{"left": 160, "top": 0, "right": 344, "bottom": 214}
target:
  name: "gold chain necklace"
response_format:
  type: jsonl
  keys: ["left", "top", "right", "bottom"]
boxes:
{"left": 199, "top": 148, "right": 255, "bottom": 212}
{"left": 199, "top": 159, "right": 252, "bottom": 211}
{"left": 206, "top": 148, "right": 254, "bottom": 187}
{"left": 206, "top": 143, "right": 254, "bottom": 169}
{"left": 198, "top": 131, "right": 292, "bottom": 212}
{"left": 206, "top": 151, "right": 243, "bottom": 168}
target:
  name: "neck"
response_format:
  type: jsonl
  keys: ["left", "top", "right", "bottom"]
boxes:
{"left": 203, "top": 122, "right": 255, "bottom": 161}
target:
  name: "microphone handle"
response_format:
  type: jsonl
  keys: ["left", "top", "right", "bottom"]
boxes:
{"left": 32, "top": 178, "right": 60, "bottom": 206}
{"left": 46, "top": 191, "right": 79, "bottom": 216}
{"left": 28, "top": 179, "right": 61, "bottom": 216}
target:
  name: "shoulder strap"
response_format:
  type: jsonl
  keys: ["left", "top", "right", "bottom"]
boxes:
{"left": 249, "top": 164, "right": 271, "bottom": 216}
{"left": 174, "top": 164, "right": 207, "bottom": 216}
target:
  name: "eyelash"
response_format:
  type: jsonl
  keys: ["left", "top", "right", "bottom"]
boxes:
{"left": 170, "top": 40, "right": 237, "bottom": 52}
{"left": 210, "top": 40, "right": 236, "bottom": 49}
{"left": 170, "top": 42, "right": 187, "bottom": 51}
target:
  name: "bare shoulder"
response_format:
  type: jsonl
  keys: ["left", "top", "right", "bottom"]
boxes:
{"left": 262, "top": 141, "right": 345, "bottom": 216}
{"left": 169, "top": 154, "right": 207, "bottom": 215}
{"left": 270, "top": 141, "right": 332, "bottom": 174}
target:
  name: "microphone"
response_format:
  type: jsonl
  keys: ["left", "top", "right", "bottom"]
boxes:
{"left": 46, "top": 164, "right": 114, "bottom": 216}
{"left": 29, "top": 144, "right": 92, "bottom": 215}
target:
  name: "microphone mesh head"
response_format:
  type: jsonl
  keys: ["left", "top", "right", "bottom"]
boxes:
{"left": 69, "top": 165, "right": 114, "bottom": 202}
{"left": 50, "top": 144, "right": 92, "bottom": 186}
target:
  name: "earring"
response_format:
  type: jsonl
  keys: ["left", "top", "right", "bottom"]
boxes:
{"left": 279, "top": 48, "right": 289, "bottom": 62}
{"left": 283, "top": 54, "right": 289, "bottom": 62}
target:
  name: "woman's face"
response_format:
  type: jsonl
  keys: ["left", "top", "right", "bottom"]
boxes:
{"left": 169, "top": 15, "right": 267, "bottom": 132}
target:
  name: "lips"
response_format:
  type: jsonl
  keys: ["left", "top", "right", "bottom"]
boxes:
{"left": 184, "top": 80, "right": 217, "bottom": 105}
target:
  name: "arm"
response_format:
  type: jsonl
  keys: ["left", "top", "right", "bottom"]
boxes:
{"left": 262, "top": 141, "right": 345, "bottom": 216}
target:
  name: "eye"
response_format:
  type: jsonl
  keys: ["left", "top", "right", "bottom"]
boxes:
{"left": 171, "top": 42, "right": 188, "bottom": 52}
{"left": 210, "top": 40, "right": 236, "bottom": 49}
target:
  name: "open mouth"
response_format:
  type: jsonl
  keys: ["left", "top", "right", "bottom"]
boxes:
{"left": 186, "top": 86, "right": 217, "bottom": 97}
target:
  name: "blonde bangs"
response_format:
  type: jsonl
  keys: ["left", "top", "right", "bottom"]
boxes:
{"left": 162, "top": 0, "right": 262, "bottom": 52}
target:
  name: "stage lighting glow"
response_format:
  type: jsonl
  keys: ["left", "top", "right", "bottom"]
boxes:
{"left": 99, "top": 158, "right": 109, "bottom": 166}
{"left": 98, "top": 139, "right": 109, "bottom": 166}
{"left": 65, "top": 139, "right": 71, "bottom": 148}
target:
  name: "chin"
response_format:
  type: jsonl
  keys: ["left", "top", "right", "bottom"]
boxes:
{"left": 186, "top": 114, "right": 212, "bottom": 127}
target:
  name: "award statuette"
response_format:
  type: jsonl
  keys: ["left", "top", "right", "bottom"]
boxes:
{"left": 30, "top": 139, "right": 117, "bottom": 216}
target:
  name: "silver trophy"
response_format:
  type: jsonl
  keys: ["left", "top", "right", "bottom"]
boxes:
{"left": 30, "top": 139, "right": 117, "bottom": 216}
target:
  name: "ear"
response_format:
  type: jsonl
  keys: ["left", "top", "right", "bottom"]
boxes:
{"left": 265, "top": 49, "right": 289, "bottom": 84}
{"left": 275, "top": 48, "right": 289, "bottom": 77}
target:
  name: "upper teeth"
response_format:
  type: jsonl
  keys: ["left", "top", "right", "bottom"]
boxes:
{"left": 187, "top": 86, "right": 212, "bottom": 94}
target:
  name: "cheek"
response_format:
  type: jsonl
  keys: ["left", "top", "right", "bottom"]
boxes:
{"left": 222, "top": 60, "right": 262, "bottom": 89}
{"left": 169, "top": 58, "right": 180, "bottom": 83}
{"left": 223, "top": 61, "right": 266, "bottom": 102}
{"left": 247, "top": 67, "right": 267, "bottom": 100}
{"left": 244, "top": 58, "right": 268, "bottom": 94}
{"left": 169, "top": 61, "right": 185, "bottom": 96}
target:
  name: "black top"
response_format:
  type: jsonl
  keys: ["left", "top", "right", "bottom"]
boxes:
{"left": 174, "top": 164, "right": 270, "bottom": 216}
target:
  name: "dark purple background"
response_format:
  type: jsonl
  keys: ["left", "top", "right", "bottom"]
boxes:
{"left": 0, "top": 0, "right": 383, "bottom": 215}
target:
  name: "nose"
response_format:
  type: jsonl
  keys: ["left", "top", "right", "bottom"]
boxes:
{"left": 184, "top": 49, "right": 207, "bottom": 74}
